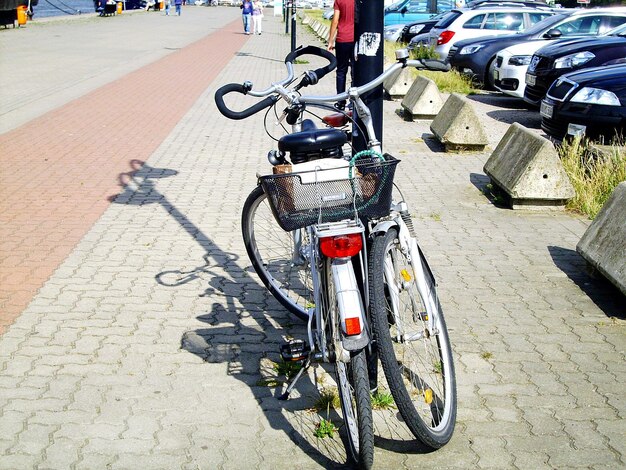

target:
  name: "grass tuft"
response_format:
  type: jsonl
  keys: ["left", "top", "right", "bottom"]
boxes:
{"left": 371, "top": 391, "right": 396, "bottom": 410}
{"left": 314, "top": 387, "right": 340, "bottom": 411}
{"left": 314, "top": 417, "right": 338, "bottom": 438}
{"left": 559, "top": 137, "right": 626, "bottom": 219}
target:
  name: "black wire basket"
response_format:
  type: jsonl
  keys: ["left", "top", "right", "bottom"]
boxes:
{"left": 260, "top": 155, "right": 400, "bottom": 232}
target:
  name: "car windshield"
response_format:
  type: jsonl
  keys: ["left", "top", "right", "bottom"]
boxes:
{"left": 385, "top": 0, "right": 406, "bottom": 12}
{"left": 609, "top": 23, "right": 626, "bottom": 36}
{"left": 520, "top": 12, "right": 570, "bottom": 35}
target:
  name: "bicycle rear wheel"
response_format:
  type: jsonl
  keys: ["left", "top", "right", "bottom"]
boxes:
{"left": 369, "top": 228, "right": 456, "bottom": 449}
{"left": 324, "top": 260, "right": 374, "bottom": 469}
{"left": 241, "top": 186, "right": 310, "bottom": 320}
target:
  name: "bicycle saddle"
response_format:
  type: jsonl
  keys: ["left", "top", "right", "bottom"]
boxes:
{"left": 278, "top": 128, "right": 347, "bottom": 155}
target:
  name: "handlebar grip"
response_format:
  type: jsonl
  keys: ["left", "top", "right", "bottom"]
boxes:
{"left": 418, "top": 59, "right": 451, "bottom": 72}
{"left": 214, "top": 83, "right": 278, "bottom": 120}
{"left": 287, "top": 45, "right": 338, "bottom": 89}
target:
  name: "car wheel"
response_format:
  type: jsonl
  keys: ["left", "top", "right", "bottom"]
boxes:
{"left": 485, "top": 57, "right": 496, "bottom": 91}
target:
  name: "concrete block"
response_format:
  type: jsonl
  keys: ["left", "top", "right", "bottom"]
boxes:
{"left": 301, "top": 15, "right": 311, "bottom": 25}
{"left": 577, "top": 182, "right": 626, "bottom": 296}
{"left": 483, "top": 123, "right": 575, "bottom": 209}
{"left": 384, "top": 67, "right": 414, "bottom": 100}
{"left": 400, "top": 75, "right": 443, "bottom": 118}
{"left": 319, "top": 25, "right": 329, "bottom": 40}
{"left": 430, "top": 93, "right": 488, "bottom": 151}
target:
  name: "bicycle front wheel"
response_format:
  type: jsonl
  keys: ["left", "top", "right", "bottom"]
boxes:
{"left": 369, "top": 228, "right": 456, "bottom": 449}
{"left": 241, "top": 186, "right": 310, "bottom": 320}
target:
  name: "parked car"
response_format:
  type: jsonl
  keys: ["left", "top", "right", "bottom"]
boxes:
{"left": 384, "top": 0, "right": 454, "bottom": 26}
{"left": 524, "top": 23, "right": 626, "bottom": 107}
{"left": 448, "top": 8, "right": 626, "bottom": 88}
{"left": 385, "top": 23, "right": 408, "bottom": 42}
{"left": 493, "top": 40, "right": 551, "bottom": 98}
{"left": 398, "top": 12, "right": 447, "bottom": 43}
{"left": 540, "top": 63, "right": 626, "bottom": 141}
{"left": 427, "top": 4, "right": 554, "bottom": 60}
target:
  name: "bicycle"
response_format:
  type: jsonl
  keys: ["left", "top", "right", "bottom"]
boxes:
{"left": 215, "top": 45, "right": 457, "bottom": 462}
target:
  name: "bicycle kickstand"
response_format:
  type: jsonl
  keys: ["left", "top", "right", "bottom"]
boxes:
{"left": 278, "top": 356, "right": 311, "bottom": 401}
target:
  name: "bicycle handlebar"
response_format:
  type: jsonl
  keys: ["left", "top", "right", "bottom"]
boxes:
{"left": 214, "top": 83, "right": 279, "bottom": 120}
{"left": 214, "top": 49, "right": 449, "bottom": 120}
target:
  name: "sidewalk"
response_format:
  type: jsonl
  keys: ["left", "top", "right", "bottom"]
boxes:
{"left": 1, "top": 9, "right": 625, "bottom": 469}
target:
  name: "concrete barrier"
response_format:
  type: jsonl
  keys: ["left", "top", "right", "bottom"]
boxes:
{"left": 400, "top": 75, "right": 443, "bottom": 119}
{"left": 430, "top": 93, "right": 488, "bottom": 151}
{"left": 384, "top": 67, "right": 414, "bottom": 101}
{"left": 483, "top": 123, "right": 575, "bottom": 209}
{"left": 577, "top": 182, "right": 626, "bottom": 296}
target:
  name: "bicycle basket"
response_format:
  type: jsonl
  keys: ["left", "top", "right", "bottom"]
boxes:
{"left": 260, "top": 155, "right": 400, "bottom": 232}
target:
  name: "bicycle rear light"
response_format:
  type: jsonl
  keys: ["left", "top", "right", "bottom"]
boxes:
{"left": 437, "top": 30, "right": 455, "bottom": 45}
{"left": 344, "top": 316, "right": 362, "bottom": 336}
{"left": 320, "top": 234, "right": 363, "bottom": 259}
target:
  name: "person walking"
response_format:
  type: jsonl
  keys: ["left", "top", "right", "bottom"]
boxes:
{"left": 240, "top": 0, "right": 253, "bottom": 35}
{"left": 165, "top": 0, "right": 171, "bottom": 15}
{"left": 174, "top": 0, "right": 182, "bottom": 14}
{"left": 252, "top": 0, "right": 263, "bottom": 35}
{"left": 327, "top": 0, "right": 355, "bottom": 109}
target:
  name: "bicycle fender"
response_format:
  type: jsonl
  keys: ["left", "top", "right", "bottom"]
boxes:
{"left": 369, "top": 220, "right": 397, "bottom": 236}
{"left": 331, "top": 259, "right": 369, "bottom": 351}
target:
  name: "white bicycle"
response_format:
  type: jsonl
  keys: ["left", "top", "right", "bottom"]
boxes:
{"left": 215, "top": 46, "right": 457, "bottom": 462}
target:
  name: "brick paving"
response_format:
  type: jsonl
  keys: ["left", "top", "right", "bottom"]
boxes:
{"left": 1, "top": 8, "right": 625, "bottom": 470}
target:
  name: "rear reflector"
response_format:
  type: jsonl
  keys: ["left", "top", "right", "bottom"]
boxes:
{"left": 344, "top": 317, "right": 362, "bottom": 336}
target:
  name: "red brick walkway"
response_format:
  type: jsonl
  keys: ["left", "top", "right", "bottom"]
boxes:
{"left": 0, "top": 19, "right": 247, "bottom": 335}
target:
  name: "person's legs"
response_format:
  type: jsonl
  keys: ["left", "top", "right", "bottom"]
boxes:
{"left": 243, "top": 14, "right": 251, "bottom": 33}
{"left": 335, "top": 42, "right": 351, "bottom": 95}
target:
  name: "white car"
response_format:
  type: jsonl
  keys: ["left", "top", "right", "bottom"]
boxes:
{"left": 493, "top": 40, "right": 552, "bottom": 98}
{"left": 428, "top": 5, "right": 553, "bottom": 60}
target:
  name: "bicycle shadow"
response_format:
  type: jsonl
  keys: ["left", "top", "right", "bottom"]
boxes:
{"left": 109, "top": 159, "right": 361, "bottom": 467}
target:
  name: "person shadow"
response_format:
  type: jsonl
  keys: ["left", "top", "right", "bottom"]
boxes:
{"left": 109, "top": 159, "right": 382, "bottom": 467}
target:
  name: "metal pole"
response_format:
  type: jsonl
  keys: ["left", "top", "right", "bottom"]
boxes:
{"left": 284, "top": 0, "right": 289, "bottom": 34}
{"left": 291, "top": 3, "right": 297, "bottom": 52}
{"left": 352, "top": 0, "right": 384, "bottom": 152}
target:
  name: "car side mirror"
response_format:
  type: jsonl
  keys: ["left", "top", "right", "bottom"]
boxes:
{"left": 543, "top": 28, "right": 562, "bottom": 39}
{"left": 400, "top": 6, "right": 407, "bottom": 13}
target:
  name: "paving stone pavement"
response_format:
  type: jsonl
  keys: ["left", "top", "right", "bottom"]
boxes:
{"left": 1, "top": 8, "right": 626, "bottom": 470}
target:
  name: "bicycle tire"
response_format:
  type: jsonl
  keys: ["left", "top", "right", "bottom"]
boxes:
{"left": 241, "top": 185, "right": 310, "bottom": 321}
{"left": 336, "top": 349, "right": 374, "bottom": 470}
{"left": 369, "top": 228, "right": 457, "bottom": 449}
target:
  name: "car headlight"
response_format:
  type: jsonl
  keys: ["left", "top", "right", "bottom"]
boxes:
{"left": 508, "top": 55, "right": 531, "bottom": 66}
{"left": 570, "top": 87, "right": 621, "bottom": 106}
{"left": 459, "top": 44, "right": 484, "bottom": 55}
{"left": 554, "top": 51, "right": 595, "bottom": 69}
{"left": 409, "top": 24, "right": 424, "bottom": 34}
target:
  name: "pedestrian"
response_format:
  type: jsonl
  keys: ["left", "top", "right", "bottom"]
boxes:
{"left": 240, "top": 0, "right": 253, "bottom": 35}
{"left": 327, "top": 0, "right": 355, "bottom": 110}
{"left": 165, "top": 0, "right": 171, "bottom": 15}
{"left": 174, "top": 0, "right": 181, "bottom": 14}
{"left": 252, "top": 0, "right": 263, "bottom": 35}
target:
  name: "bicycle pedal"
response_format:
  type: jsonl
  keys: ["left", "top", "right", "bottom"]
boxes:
{"left": 280, "top": 339, "right": 310, "bottom": 362}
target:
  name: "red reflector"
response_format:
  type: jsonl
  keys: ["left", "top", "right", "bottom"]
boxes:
{"left": 344, "top": 317, "right": 362, "bottom": 336}
{"left": 437, "top": 30, "right": 455, "bottom": 45}
{"left": 322, "top": 111, "right": 352, "bottom": 128}
{"left": 320, "top": 234, "right": 363, "bottom": 258}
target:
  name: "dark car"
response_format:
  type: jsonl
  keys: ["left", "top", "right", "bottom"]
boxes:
{"left": 524, "top": 23, "right": 626, "bottom": 107}
{"left": 398, "top": 13, "right": 444, "bottom": 43}
{"left": 448, "top": 8, "right": 626, "bottom": 89}
{"left": 540, "top": 63, "right": 626, "bottom": 141}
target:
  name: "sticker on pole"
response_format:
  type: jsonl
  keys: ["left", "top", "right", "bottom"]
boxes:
{"left": 357, "top": 32, "right": 381, "bottom": 57}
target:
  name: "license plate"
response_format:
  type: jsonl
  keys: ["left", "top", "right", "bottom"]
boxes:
{"left": 540, "top": 101, "right": 553, "bottom": 119}
{"left": 493, "top": 69, "right": 499, "bottom": 80}
{"left": 526, "top": 73, "right": 536, "bottom": 87}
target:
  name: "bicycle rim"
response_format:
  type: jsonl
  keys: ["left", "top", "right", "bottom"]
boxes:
{"left": 369, "top": 228, "right": 456, "bottom": 448}
{"left": 241, "top": 186, "right": 311, "bottom": 320}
